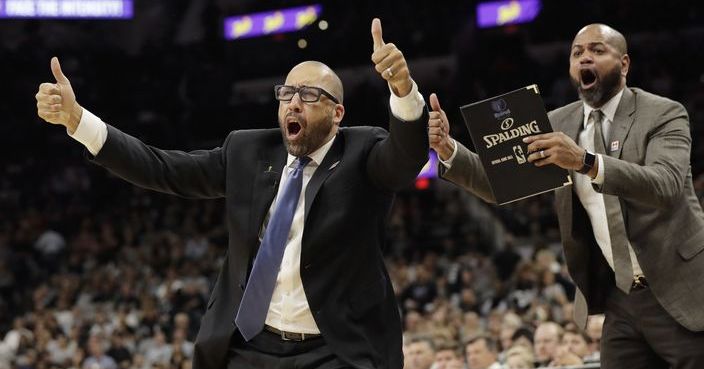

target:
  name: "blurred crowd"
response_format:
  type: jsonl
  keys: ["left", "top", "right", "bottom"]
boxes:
{"left": 2, "top": 1, "right": 704, "bottom": 368}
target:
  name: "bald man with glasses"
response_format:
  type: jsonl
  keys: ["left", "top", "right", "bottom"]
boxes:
{"left": 35, "top": 19, "right": 429, "bottom": 369}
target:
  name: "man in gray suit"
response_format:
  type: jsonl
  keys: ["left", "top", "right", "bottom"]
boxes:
{"left": 428, "top": 24, "right": 704, "bottom": 368}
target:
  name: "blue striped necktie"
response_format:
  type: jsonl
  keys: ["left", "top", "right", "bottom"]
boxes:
{"left": 235, "top": 156, "right": 311, "bottom": 341}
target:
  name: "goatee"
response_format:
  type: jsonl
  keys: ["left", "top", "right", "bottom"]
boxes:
{"left": 572, "top": 64, "right": 622, "bottom": 107}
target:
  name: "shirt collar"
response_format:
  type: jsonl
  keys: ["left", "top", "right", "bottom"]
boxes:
{"left": 582, "top": 87, "right": 625, "bottom": 128}
{"left": 285, "top": 134, "right": 336, "bottom": 168}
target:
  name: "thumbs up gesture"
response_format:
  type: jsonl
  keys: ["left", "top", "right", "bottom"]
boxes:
{"left": 428, "top": 93, "right": 455, "bottom": 161}
{"left": 370, "top": 18, "right": 412, "bottom": 97}
{"left": 35, "top": 57, "right": 82, "bottom": 133}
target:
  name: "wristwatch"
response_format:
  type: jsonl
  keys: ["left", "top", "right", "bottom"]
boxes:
{"left": 578, "top": 150, "right": 596, "bottom": 174}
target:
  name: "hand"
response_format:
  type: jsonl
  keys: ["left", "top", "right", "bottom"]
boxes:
{"left": 36, "top": 57, "right": 82, "bottom": 133}
{"left": 370, "top": 18, "right": 412, "bottom": 97}
{"left": 523, "top": 132, "right": 586, "bottom": 171}
{"left": 428, "top": 93, "right": 454, "bottom": 161}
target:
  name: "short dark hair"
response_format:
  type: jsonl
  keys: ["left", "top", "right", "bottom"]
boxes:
{"left": 408, "top": 334, "right": 436, "bottom": 351}
{"left": 511, "top": 326, "right": 535, "bottom": 345}
{"left": 564, "top": 325, "right": 593, "bottom": 344}
{"left": 465, "top": 334, "right": 498, "bottom": 353}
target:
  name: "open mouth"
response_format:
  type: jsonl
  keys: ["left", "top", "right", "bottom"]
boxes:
{"left": 580, "top": 69, "right": 598, "bottom": 89}
{"left": 286, "top": 119, "right": 303, "bottom": 140}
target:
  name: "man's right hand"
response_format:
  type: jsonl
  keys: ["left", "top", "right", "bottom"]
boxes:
{"left": 428, "top": 93, "right": 454, "bottom": 161}
{"left": 36, "top": 57, "right": 82, "bottom": 133}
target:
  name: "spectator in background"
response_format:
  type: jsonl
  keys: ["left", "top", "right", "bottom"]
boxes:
{"left": 498, "top": 312, "right": 523, "bottom": 357}
{"left": 562, "top": 325, "right": 593, "bottom": 362}
{"left": 533, "top": 322, "right": 562, "bottom": 367}
{"left": 105, "top": 332, "right": 131, "bottom": 368}
{"left": 402, "top": 265, "right": 438, "bottom": 312}
{"left": 82, "top": 335, "right": 117, "bottom": 369}
{"left": 464, "top": 335, "right": 501, "bottom": 369}
{"left": 510, "top": 326, "right": 534, "bottom": 352}
{"left": 405, "top": 335, "right": 436, "bottom": 369}
{"left": 503, "top": 345, "right": 534, "bottom": 369}
{"left": 432, "top": 340, "right": 462, "bottom": 369}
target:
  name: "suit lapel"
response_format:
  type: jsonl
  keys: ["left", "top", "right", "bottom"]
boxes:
{"left": 304, "top": 133, "right": 344, "bottom": 224}
{"left": 607, "top": 88, "right": 636, "bottom": 158}
{"left": 249, "top": 146, "right": 287, "bottom": 247}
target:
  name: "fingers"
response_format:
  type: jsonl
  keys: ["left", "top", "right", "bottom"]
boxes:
{"left": 371, "top": 18, "right": 384, "bottom": 51}
{"left": 372, "top": 43, "right": 402, "bottom": 71}
{"left": 51, "top": 57, "right": 70, "bottom": 84}
{"left": 39, "top": 82, "right": 60, "bottom": 95}
{"left": 527, "top": 148, "right": 553, "bottom": 166}
{"left": 372, "top": 44, "right": 409, "bottom": 82}
{"left": 36, "top": 102, "right": 62, "bottom": 112}
{"left": 37, "top": 110, "right": 61, "bottom": 123}
{"left": 525, "top": 134, "right": 558, "bottom": 154}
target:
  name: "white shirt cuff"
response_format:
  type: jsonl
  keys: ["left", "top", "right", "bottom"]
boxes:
{"left": 438, "top": 139, "right": 458, "bottom": 169}
{"left": 591, "top": 153, "right": 605, "bottom": 185}
{"left": 68, "top": 108, "right": 108, "bottom": 156}
{"left": 388, "top": 80, "right": 425, "bottom": 121}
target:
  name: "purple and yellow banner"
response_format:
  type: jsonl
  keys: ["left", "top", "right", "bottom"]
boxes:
{"left": 0, "top": 0, "right": 132, "bottom": 19}
{"left": 224, "top": 4, "right": 322, "bottom": 40}
{"left": 476, "top": 0, "right": 541, "bottom": 28}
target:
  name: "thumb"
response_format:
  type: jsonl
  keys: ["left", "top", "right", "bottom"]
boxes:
{"left": 429, "top": 93, "right": 443, "bottom": 112}
{"left": 371, "top": 18, "right": 385, "bottom": 51}
{"left": 51, "top": 57, "right": 70, "bottom": 84}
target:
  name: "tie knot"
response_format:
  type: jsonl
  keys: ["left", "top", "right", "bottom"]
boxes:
{"left": 590, "top": 109, "right": 603, "bottom": 124}
{"left": 296, "top": 156, "right": 312, "bottom": 169}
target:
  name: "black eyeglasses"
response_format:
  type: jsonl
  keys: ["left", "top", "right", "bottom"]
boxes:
{"left": 274, "top": 85, "right": 339, "bottom": 104}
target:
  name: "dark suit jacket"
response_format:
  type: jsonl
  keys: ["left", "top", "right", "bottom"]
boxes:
{"left": 90, "top": 110, "right": 429, "bottom": 369}
{"left": 441, "top": 88, "right": 704, "bottom": 331}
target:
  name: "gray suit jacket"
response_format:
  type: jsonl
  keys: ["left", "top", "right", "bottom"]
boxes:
{"left": 441, "top": 88, "right": 704, "bottom": 331}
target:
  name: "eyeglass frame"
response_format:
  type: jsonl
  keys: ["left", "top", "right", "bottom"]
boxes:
{"left": 274, "top": 84, "right": 340, "bottom": 104}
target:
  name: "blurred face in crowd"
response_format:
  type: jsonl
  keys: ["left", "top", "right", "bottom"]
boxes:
{"left": 278, "top": 61, "right": 344, "bottom": 157}
{"left": 500, "top": 327, "right": 515, "bottom": 352}
{"left": 465, "top": 338, "right": 497, "bottom": 369}
{"left": 586, "top": 315, "right": 604, "bottom": 344}
{"left": 563, "top": 331, "right": 591, "bottom": 358}
{"left": 434, "top": 349, "right": 461, "bottom": 369}
{"left": 534, "top": 323, "right": 561, "bottom": 364}
{"left": 87, "top": 336, "right": 104, "bottom": 357}
{"left": 406, "top": 340, "right": 435, "bottom": 369}
{"left": 505, "top": 346, "right": 535, "bottom": 369}
{"left": 569, "top": 24, "right": 630, "bottom": 108}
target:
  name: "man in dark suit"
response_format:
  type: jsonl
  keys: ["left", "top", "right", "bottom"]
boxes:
{"left": 427, "top": 24, "right": 704, "bottom": 368}
{"left": 35, "top": 19, "right": 429, "bottom": 369}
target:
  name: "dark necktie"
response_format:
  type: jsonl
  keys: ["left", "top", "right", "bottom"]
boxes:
{"left": 591, "top": 110, "right": 633, "bottom": 293}
{"left": 235, "top": 156, "right": 311, "bottom": 340}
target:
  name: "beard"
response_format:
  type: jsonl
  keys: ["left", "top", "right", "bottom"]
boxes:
{"left": 571, "top": 63, "right": 622, "bottom": 107}
{"left": 279, "top": 113, "right": 334, "bottom": 157}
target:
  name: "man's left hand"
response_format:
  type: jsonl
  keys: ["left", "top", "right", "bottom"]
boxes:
{"left": 370, "top": 18, "right": 412, "bottom": 97}
{"left": 524, "top": 132, "right": 586, "bottom": 170}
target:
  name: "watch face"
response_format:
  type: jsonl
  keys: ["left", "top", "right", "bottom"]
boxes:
{"left": 580, "top": 151, "right": 595, "bottom": 174}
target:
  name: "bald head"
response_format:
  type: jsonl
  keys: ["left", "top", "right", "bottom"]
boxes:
{"left": 574, "top": 24, "right": 627, "bottom": 55}
{"left": 286, "top": 61, "right": 344, "bottom": 104}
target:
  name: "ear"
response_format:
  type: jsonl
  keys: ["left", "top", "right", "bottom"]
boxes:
{"left": 332, "top": 104, "right": 345, "bottom": 126}
{"left": 621, "top": 53, "right": 630, "bottom": 78}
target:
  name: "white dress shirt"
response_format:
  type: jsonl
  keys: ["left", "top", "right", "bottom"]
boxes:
{"left": 574, "top": 88, "right": 643, "bottom": 276}
{"left": 69, "top": 80, "right": 426, "bottom": 333}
